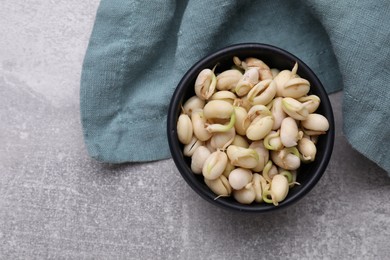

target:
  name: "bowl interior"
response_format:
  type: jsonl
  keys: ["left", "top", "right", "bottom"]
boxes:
{"left": 167, "top": 43, "right": 334, "bottom": 213}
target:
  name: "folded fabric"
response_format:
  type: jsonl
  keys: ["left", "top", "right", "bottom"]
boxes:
{"left": 80, "top": 0, "right": 390, "bottom": 174}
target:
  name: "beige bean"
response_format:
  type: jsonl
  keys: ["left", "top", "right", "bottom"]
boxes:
{"left": 298, "top": 137, "right": 317, "bottom": 162}
{"left": 183, "top": 96, "right": 205, "bottom": 116}
{"left": 232, "top": 56, "right": 250, "bottom": 71}
{"left": 298, "top": 95, "right": 320, "bottom": 113}
{"left": 248, "top": 141, "right": 269, "bottom": 172}
{"left": 233, "top": 183, "right": 256, "bottom": 204}
{"left": 280, "top": 117, "right": 302, "bottom": 147}
{"left": 268, "top": 165, "right": 279, "bottom": 179}
{"left": 263, "top": 130, "right": 283, "bottom": 151}
{"left": 204, "top": 175, "right": 232, "bottom": 196}
{"left": 210, "top": 127, "right": 235, "bottom": 149}
{"left": 246, "top": 116, "right": 274, "bottom": 141}
{"left": 231, "top": 135, "right": 249, "bottom": 148}
{"left": 203, "top": 100, "right": 234, "bottom": 120}
{"left": 244, "top": 57, "right": 273, "bottom": 80}
{"left": 228, "top": 168, "right": 253, "bottom": 190}
{"left": 279, "top": 77, "right": 310, "bottom": 98}
{"left": 226, "top": 145, "right": 259, "bottom": 169}
{"left": 210, "top": 90, "right": 237, "bottom": 104}
{"left": 270, "top": 174, "right": 289, "bottom": 205}
{"left": 271, "top": 97, "right": 287, "bottom": 130}
{"left": 216, "top": 69, "right": 243, "bottom": 91}
{"left": 202, "top": 150, "right": 228, "bottom": 180}
{"left": 262, "top": 160, "right": 279, "bottom": 183}
{"left": 252, "top": 173, "right": 264, "bottom": 202}
{"left": 281, "top": 97, "right": 309, "bottom": 120}
{"left": 177, "top": 114, "right": 193, "bottom": 144}
{"left": 301, "top": 113, "right": 329, "bottom": 132}
{"left": 234, "top": 106, "right": 251, "bottom": 136}
{"left": 194, "top": 68, "right": 216, "bottom": 100}
{"left": 191, "top": 109, "right": 212, "bottom": 141}
{"left": 247, "top": 104, "right": 272, "bottom": 121}
{"left": 234, "top": 68, "right": 259, "bottom": 96}
{"left": 191, "top": 146, "right": 211, "bottom": 174}
{"left": 274, "top": 70, "right": 293, "bottom": 97}
{"left": 274, "top": 63, "right": 298, "bottom": 97}
{"left": 271, "top": 147, "right": 301, "bottom": 170}
{"left": 247, "top": 79, "right": 277, "bottom": 105}
{"left": 183, "top": 136, "right": 203, "bottom": 157}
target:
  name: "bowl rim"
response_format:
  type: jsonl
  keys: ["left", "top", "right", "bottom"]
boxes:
{"left": 167, "top": 42, "right": 335, "bottom": 213}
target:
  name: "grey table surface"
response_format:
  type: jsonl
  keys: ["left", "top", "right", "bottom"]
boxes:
{"left": 1, "top": 1, "right": 389, "bottom": 259}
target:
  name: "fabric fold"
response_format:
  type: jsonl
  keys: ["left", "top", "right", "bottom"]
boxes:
{"left": 301, "top": 0, "right": 390, "bottom": 172}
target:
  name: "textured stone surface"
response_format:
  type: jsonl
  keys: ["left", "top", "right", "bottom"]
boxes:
{"left": 1, "top": 1, "right": 389, "bottom": 259}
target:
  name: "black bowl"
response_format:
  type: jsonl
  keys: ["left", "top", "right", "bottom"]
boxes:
{"left": 167, "top": 43, "right": 334, "bottom": 213}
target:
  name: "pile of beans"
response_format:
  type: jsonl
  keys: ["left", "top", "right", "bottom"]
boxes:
{"left": 177, "top": 57, "right": 329, "bottom": 205}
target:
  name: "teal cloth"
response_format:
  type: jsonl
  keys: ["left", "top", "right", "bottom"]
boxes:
{"left": 80, "top": 0, "right": 390, "bottom": 173}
